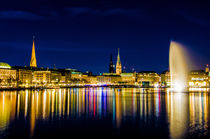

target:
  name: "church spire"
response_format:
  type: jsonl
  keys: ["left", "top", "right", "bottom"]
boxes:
{"left": 30, "top": 36, "right": 37, "bottom": 67}
{"left": 117, "top": 48, "right": 121, "bottom": 64}
{"left": 206, "top": 64, "right": 209, "bottom": 73}
{"left": 109, "top": 54, "right": 114, "bottom": 73}
{"left": 116, "top": 48, "right": 122, "bottom": 75}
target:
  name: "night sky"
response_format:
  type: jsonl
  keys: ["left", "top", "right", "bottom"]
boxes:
{"left": 0, "top": 0, "right": 210, "bottom": 74}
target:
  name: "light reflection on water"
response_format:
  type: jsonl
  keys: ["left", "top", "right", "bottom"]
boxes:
{"left": 0, "top": 88, "right": 209, "bottom": 138}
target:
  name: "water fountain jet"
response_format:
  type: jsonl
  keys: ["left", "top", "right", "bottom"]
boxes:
{"left": 169, "top": 41, "right": 189, "bottom": 92}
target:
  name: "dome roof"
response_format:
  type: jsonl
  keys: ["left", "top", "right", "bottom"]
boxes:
{"left": 0, "top": 62, "right": 11, "bottom": 69}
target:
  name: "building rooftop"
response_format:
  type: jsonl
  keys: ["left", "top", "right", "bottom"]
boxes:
{"left": 138, "top": 71, "right": 157, "bottom": 74}
{"left": 0, "top": 62, "right": 11, "bottom": 69}
{"left": 161, "top": 70, "right": 169, "bottom": 74}
{"left": 190, "top": 69, "right": 205, "bottom": 72}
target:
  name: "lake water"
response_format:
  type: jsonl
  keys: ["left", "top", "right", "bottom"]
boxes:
{"left": 0, "top": 88, "right": 209, "bottom": 138}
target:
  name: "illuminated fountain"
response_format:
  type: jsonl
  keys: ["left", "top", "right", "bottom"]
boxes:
{"left": 169, "top": 41, "right": 189, "bottom": 92}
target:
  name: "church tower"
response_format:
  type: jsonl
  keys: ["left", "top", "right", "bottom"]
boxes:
{"left": 116, "top": 48, "right": 122, "bottom": 75}
{"left": 205, "top": 64, "right": 209, "bottom": 73}
{"left": 109, "top": 54, "right": 114, "bottom": 73}
{"left": 30, "top": 36, "right": 37, "bottom": 67}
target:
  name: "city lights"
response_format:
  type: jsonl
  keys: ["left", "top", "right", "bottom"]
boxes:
{"left": 1, "top": 1, "right": 210, "bottom": 138}
{"left": 0, "top": 38, "right": 209, "bottom": 90}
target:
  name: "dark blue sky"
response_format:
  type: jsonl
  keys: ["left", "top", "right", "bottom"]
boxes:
{"left": 0, "top": 0, "right": 210, "bottom": 74}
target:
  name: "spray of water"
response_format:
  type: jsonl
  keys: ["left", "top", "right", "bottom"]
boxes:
{"left": 169, "top": 41, "right": 189, "bottom": 92}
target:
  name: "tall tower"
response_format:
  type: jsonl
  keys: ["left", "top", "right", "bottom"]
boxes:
{"left": 30, "top": 36, "right": 37, "bottom": 67}
{"left": 109, "top": 54, "right": 114, "bottom": 73}
{"left": 205, "top": 64, "right": 209, "bottom": 73}
{"left": 116, "top": 48, "right": 122, "bottom": 75}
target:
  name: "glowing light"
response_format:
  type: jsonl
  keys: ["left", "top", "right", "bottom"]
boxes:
{"left": 169, "top": 41, "right": 189, "bottom": 92}
{"left": 154, "top": 83, "right": 159, "bottom": 88}
{"left": 173, "top": 81, "right": 184, "bottom": 92}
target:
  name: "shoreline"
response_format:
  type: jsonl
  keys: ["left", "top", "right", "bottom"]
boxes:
{"left": 0, "top": 85, "right": 209, "bottom": 91}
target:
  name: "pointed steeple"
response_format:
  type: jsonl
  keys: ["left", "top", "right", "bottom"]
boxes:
{"left": 30, "top": 36, "right": 37, "bottom": 67}
{"left": 116, "top": 48, "right": 122, "bottom": 75}
{"left": 117, "top": 48, "right": 121, "bottom": 65}
{"left": 206, "top": 64, "right": 209, "bottom": 73}
{"left": 109, "top": 54, "right": 114, "bottom": 73}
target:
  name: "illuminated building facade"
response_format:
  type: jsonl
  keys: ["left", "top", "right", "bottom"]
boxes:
{"left": 1, "top": 63, "right": 210, "bottom": 88}
{"left": 81, "top": 74, "right": 89, "bottom": 84}
{"left": 33, "top": 70, "right": 51, "bottom": 85}
{"left": 0, "top": 37, "right": 209, "bottom": 89}
{"left": 70, "top": 71, "right": 84, "bottom": 84}
{"left": 188, "top": 70, "right": 209, "bottom": 87}
{"left": 30, "top": 38, "right": 37, "bottom": 68}
{"left": 206, "top": 64, "right": 209, "bottom": 73}
{"left": 64, "top": 72, "right": 71, "bottom": 83}
{"left": 116, "top": 48, "right": 122, "bottom": 75}
{"left": 0, "top": 63, "right": 17, "bottom": 87}
{"left": 110, "top": 75, "right": 121, "bottom": 84}
{"left": 136, "top": 71, "right": 160, "bottom": 87}
{"left": 86, "top": 76, "right": 97, "bottom": 84}
{"left": 121, "top": 73, "right": 136, "bottom": 84}
{"left": 56, "top": 69, "right": 72, "bottom": 84}
{"left": 71, "top": 71, "right": 83, "bottom": 80}
{"left": 60, "top": 76, "right": 66, "bottom": 83}
{"left": 17, "top": 68, "right": 33, "bottom": 87}
{"left": 67, "top": 71, "right": 89, "bottom": 85}
{"left": 50, "top": 70, "right": 62, "bottom": 84}
{"left": 97, "top": 76, "right": 111, "bottom": 84}
{"left": 103, "top": 73, "right": 122, "bottom": 84}
{"left": 160, "top": 70, "right": 171, "bottom": 87}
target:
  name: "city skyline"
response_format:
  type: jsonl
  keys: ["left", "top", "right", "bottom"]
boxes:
{"left": 1, "top": 1, "right": 210, "bottom": 74}
{"left": 0, "top": 37, "right": 209, "bottom": 75}
{"left": 1, "top": 1, "right": 210, "bottom": 138}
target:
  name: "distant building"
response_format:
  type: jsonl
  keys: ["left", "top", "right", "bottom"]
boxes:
{"left": 121, "top": 73, "right": 136, "bottom": 84}
{"left": 160, "top": 70, "right": 171, "bottom": 87}
{"left": 85, "top": 71, "right": 93, "bottom": 76}
{"left": 50, "top": 70, "right": 62, "bottom": 84}
{"left": 0, "top": 62, "right": 17, "bottom": 87}
{"left": 71, "top": 71, "right": 83, "bottom": 80}
{"left": 103, "top": 73, "right": 122, "bottom": 84}
{"left": 205, "top": 64, "right": 209, "bottom": 73}
{"left": 188, "top": 70, "right": 209, "bottom": 87}
{"left": 50, "top": 69, "right": 71, "bottom": 84}
{"left": 136, "top": 71, "right": 160, "bottom": 87}
{"left": 33, "top": 70, "right": 51, "bottom": 85}
{"left": 1, "top": 36, "right": 210, "bottom": 89}
{"left": 17, "top": 68, "right": 33, "bottom": 87}
{"left": 97, "top": 75, "right": 111, "bottom": 84}
{"left": 116, "top": 48, "right": 122, "bottom": 75}
{"left": 86, "top": 76, "right": 97, "bottom": 84}
{"left": 30, "top": 37, "right": 37, "bottom": 68}
{"left": 64, "top": 71, "right": 71, "bottom": 83}
{"left": 109, "top": 54, "right": 114, "bottom": 73}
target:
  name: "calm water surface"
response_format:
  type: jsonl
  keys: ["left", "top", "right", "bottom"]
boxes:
{"left": 0, "top": 88, "right": 209, "bottom": 138}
